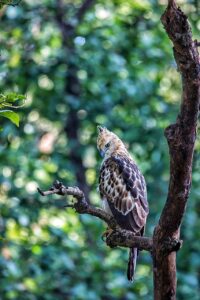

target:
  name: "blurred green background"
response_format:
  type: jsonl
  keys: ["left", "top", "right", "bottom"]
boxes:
{"left": 0, "top": 0, "right": 200, "bottom": 299}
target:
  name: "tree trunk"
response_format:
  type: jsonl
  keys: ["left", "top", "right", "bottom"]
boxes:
{"left": 153, "top": 252, "right": 176, "bottom": 299}
{"left": 153, "top": 1, "right": 200, "bottom": 298}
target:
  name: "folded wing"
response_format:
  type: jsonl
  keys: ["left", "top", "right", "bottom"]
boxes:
{"left": 99, "top": 154, "right": 149, "bottom": 234}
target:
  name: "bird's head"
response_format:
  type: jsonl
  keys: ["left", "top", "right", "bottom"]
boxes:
{"left": 97, "top": 126, "right": 127, "bottom": 158}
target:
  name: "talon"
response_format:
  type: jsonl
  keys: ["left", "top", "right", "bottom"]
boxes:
{"left": 101, "top": 228, "right": 113, "bottom": 241}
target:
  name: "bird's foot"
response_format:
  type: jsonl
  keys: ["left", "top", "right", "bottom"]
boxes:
{"left": 101, "top": 228, "right": 113, "bottom": 241}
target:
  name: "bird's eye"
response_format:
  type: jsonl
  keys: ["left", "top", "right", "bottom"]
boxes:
{"left": 105, "top": 142, "right": 110, "bottom": 148}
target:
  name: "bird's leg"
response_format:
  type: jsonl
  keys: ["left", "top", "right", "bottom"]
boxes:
{"left": 101, "top": 227, "right": 114, "bottom": 241}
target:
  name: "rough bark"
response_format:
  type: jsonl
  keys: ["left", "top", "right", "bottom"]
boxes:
{"left": 153, "top": 1, "right": 200, "bottom": 299}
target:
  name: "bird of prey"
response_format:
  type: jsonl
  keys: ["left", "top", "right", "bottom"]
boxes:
{"left": 97, "top": 126, "right": 149, "bottom": 281}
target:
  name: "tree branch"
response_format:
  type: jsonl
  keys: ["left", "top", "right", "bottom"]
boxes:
{"left": 38, "top": 181, "right": 153, "bottom": 252}
{"left": 106, "top": 230, "right": 153, "bottom": 251}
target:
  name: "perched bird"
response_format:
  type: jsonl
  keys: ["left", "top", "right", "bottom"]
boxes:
{"left": 97, "top": 126, "right": 149, "bottom": 281}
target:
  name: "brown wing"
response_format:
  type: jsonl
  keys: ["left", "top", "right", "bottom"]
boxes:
{"left": 99, "top": 155, "right": 149, "bottom": 234}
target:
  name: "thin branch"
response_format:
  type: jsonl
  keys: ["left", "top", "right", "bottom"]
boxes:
{"left": 38, "top": 181, "right": 153, "bottom": 252}
{"left": 38, "top": 180, "right": 118, "bottom": 229}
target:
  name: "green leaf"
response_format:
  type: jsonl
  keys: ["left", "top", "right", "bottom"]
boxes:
{"left": 0, "top": 110, "right": 20, "bottom": 126}
{"left": 0, "top": 93, "right": 25, "bottom": 104}
{"left": 5, "top": 93, "right": 26, "bottom": 103}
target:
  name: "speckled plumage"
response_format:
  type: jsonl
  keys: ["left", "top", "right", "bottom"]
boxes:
{"left": 99, "top": 155, "right": 148, "bottom": 233}
{"left": 97, "top": 126, "right": 149, "bottom": 281}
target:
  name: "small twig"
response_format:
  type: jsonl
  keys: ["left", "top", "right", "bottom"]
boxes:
{"left": 38, "top": 180, "right": 84, "bottom": 197}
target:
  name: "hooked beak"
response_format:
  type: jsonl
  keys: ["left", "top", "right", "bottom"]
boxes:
{"left": 99, "top": 149, "right": 106, "bottom": 157}
{"left": 97, "top": 125, "right": 106, "bottom": 133}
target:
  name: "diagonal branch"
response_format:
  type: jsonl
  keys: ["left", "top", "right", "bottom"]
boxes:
{"left": 38, "top": 180, "right": 153, "bottom": 252}
{"left": 38, "top": 180, "right": 118, "bottom": 230}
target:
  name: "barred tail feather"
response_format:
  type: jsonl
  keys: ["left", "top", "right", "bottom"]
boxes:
{"left": 127, "top": 247, "right": 137, "bottom": 281}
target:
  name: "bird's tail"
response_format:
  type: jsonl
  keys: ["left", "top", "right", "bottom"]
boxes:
{"left": 127, "top": 247, "right": 138, "bottom": 281}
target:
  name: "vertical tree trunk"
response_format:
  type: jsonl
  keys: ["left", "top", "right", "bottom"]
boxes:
{"left": 153, "top": 1, "right": 200, "bottom": 298}
{"left": 153, "top": 252, "right": 176, "bottom": 300}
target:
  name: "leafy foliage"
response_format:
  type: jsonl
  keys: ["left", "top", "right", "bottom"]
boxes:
{"left": 0, "top": 1, "right": 199, "bottom": 299}
{"left": 0, "top": 0, "right": 21, "bottom": 8}
{"left": 0, "top": 93, "right": 25, "bottom": 126}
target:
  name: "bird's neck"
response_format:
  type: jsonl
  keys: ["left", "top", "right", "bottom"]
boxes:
{"left": 103, "top": 147, "right": 133, "bottom": 163}
{"left": 114, "top": 149, "right": 132, "bottom": 160}
{"left": 113, "top": 143, "right": 130, "bottom": 156}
